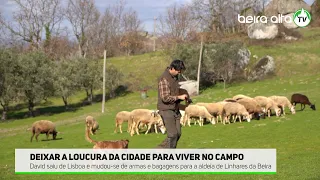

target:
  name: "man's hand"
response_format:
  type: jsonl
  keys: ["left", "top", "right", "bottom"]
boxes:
{"left": 177, "top": 94, "right": 188, "bottom": 100}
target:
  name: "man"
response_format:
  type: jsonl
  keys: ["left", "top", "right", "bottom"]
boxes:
{"left": 157, "top": 59, "right": 188, "bottom": 149}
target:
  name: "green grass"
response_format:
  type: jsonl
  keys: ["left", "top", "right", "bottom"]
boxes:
{"left": 1, "top": 27, "right": 320, "bottom": 180}
{"left": 108, "top": 51, "right": 172, "bottom": 90}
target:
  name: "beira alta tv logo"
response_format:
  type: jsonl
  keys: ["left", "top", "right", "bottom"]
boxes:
{"left": 293, "top": 8, "right": 312, "bottom": 27}
{"left": 238, "top": 8, "right": 312, "bottom": 27}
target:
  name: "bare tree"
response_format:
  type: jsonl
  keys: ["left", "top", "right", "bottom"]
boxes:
{"left": 190, "top": 0, "right": 265, "bottom": 33}
{"left": 0, "top": 11, "right": 4, "bottom": 46}
{"left": 120, "top": 8, "right": 143, "bottom": 55}
{"left": 97, "top": 0, "right": 144, "bottom": 56}
{"left": 0, "top": 0, "right": 63, "bottom": 50}
{"left": 190, "top": 0, "right": 217, "bottom": 32}
{"left": 122, "top": 8, "right": 141, "bottom": 32}
{"left": 158, "top": 3, "right": 193, "bottom": 41}
{"left": 65, "top": 0, "right": 100, "bottom": 58}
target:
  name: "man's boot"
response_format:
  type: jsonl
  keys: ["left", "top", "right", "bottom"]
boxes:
{"left": 155, "top": 138, "right": 170, "bottom": 148}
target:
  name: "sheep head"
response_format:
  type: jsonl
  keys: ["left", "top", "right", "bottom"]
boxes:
{"left": 310, "top": 104, "right": 316, "bottom": 110}
{"left": 53, "top": 131, "right": 58, "bottom": 140}
{"left": 122, "top": 139, "right": 129, "bottom": 148}
{"left": 243, "top": 112, "right": 251, "bottom": 122}
{"left": 159, "top": 126, "right": 166, "bottom": 134}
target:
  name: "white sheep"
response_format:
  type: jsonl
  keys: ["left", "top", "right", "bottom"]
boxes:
{"left": 30, "top": 120, "right": 59, "bottom": 142}
{"left": 232, "top": 94, "right": 252, "bottom": 101}
{"left": 114, "top": 111, "right": 131, "bottom": 134}
{"left": 253, "top": 96, "right": 281, "bottom": 117}
{"left": 129, "top": 109, "right": 163, "bottom": 136}
{"left": 268, "top": 96, "right": 296, "bottom": 115}
{"left": 183, "top": 104, "right": 214, "bottom": 127}
{"left": 138, "top": 110, "right": 166, "bottom": 135}
{"left": 236, "top": 98, "right": 266, "bottom": 120}
{"left": 223, "top": 98, "right": 237, "bottom": 102}
{"left": 196, "top": 102, "right": 226, "bottom": 124}
{"left": 222, "top": 102, "right": 251, "bottom": 124}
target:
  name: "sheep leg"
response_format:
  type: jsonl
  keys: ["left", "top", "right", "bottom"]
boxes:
{"left": 302, "top": 104, "right": 305, "bottom": 111}
{"left": 223, "top": 115, "right": 228, "bottom": 125}
{"left": 145, "top": 124, "right": 151, "bottom": 134}
{"left": 30, "top": 133, "right": 35, "bottom": 142}
{"left": 200, "top": 117, "right": 203, "bottom": 126}
{"left": 119, "top": 124, "right": 123, "bottom": 133}
{"left": 114, "top": 121, "right": 119, "bottom": 133}
{"left": 202, "top": 117, "right": 204, "bottom": 126}
{"left": 224, "top": 116, "right": 228, "bottom": 125}
{"left": 135, "top": 124, "right": 140, "bottom": 135}
{"left": 211, "top": 117, "right": 216, "bottom": 125}
{"left": 135, "top": 120, "right": 142, "bottom": 135}
{"left": 182, "top": 114, "right": 187, "bottom": 127}
{"left": 130, "top": 122, "right": 136, "bottom": 136}
{"left": 238, "top": 115, "right": 242, "bottom": 123}
{"left": 188, "top": 116, "right": 191, "bottom": 127}
{"left": 35, "top": 132, "right": 40, "bottom": 142}
{"left": 127, "top": 119, "right": 132, "bottom": 133}
{"left": 282, "top": 106, "right": 286, "bottom": 115}
{"left": 154, "top": 124, "right": 158, "bottom": 134}
{"left": 114, "top": 124, "right": 118, "bottom": 133}
{"left": 46, "top": 132, "right": 50, "bottom": 140}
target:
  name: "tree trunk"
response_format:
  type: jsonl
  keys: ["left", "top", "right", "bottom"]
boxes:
{"left": 78, "top": 44, "right": 83, "bottom": 57}
{"left": 62, "top": 96, "right": 69, "bottom": 110}
{"left": 1, "top": 104, "right": 8, "bottom": 121}
{"left": 85, "top": 89, "right": 91, "bottom": 103}
{"left": 90, "top": 87, "right": 93, "bottom": 104}
{"left": 109, "top": 89, "right": 116, "bottom": 98}
{"left": 28, "top": 100, "right": 35, "bottom": 117}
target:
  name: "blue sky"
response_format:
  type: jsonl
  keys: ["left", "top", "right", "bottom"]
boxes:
{"left": 0, "top": 0, "right": 315, "bottom": 33}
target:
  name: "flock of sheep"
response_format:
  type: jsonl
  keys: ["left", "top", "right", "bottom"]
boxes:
{"left": 28, "top": 92, "right": 315, "bottom": 149}
{"left": 113, "top": 93, "right": 316, "bottom": 137}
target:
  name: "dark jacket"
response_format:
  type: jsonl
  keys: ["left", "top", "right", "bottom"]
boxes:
{"left": 157, "top": 68, "right": 180, "bottom": 111}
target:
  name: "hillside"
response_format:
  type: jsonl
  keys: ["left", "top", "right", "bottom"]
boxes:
{"left": 107, "top": 27, "right": 320, "bottom": 92}
{"left": 0, "top": 27, "right": 320, "bottom": 180}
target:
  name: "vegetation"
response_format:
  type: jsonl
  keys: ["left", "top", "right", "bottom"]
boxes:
{"left": 171, "top": 41, "right": 248, "bottom": 88}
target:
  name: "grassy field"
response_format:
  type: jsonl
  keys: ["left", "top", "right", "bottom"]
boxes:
{"left": 1, "top": 27, "right": 320, "bottom": 180}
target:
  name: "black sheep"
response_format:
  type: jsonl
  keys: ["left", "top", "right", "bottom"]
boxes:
{"left": 291, "top": 93, "right": 316, "bottom": 111}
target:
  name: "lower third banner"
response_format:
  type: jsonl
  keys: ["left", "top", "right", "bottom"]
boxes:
{"left": 15, "top": 148, "right": 276, "bottom": 174}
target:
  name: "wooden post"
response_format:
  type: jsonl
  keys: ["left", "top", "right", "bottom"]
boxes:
{"left": 102, "top": 50, "right": 106, "bottom": 113}
{"left": 197, "top": 35, "right": 204, "bottom": 95}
